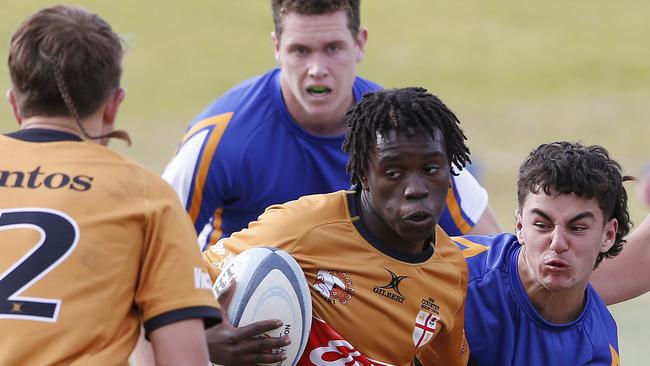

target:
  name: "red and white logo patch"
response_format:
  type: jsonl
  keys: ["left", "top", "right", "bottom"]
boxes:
{"left": 312, "top": 270, "right": 354, "bottom": 304}
{"left": 412, "top": 310, "right": 440, "bottom": 348}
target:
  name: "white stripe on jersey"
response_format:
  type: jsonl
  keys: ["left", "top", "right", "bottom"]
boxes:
{"left": 162, "top": 129, "right": 210, "bottom": 210}
{"left": 453, "top": 169, "right": 489, "bottom": 223}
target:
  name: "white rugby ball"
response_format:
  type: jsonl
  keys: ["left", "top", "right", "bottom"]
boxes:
{"left": 213, "top": 247, "right": 312, "bottom": 365}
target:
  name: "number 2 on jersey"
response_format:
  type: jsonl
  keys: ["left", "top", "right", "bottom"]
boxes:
{"left": 0, "top": 208, "right": 78, "bottom": 322}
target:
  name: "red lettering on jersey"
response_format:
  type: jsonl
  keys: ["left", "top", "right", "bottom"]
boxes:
{"left": 298, "top": 318, "right": 392, "bottom": 366}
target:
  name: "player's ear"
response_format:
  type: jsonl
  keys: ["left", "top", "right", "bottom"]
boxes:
{"left": 102, "top": 87, "right": 125, "bottom": 125}
{"left": 6, "top": 89, "right": 22, "bottom": 124}
{"left": 515, "top": 209, "right": 524, "bottom": 243}
{"left": 99, "top": 88, "right": 131, "bottom": 147}
{"left": 600, "top": 218, "right": 618, "bottom": 253}
{"left": 355, "top": 27, "right": 368, "bottom": 63}
{"left": 271, "top": 31, "right": 281, "bottom": 64}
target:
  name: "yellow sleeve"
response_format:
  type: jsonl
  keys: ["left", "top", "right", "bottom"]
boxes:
{"left": 202, "top": 203, "right": 304, "bottom": 282}
{"left": 136, "top": 177, "right": 218, "bottom": 324}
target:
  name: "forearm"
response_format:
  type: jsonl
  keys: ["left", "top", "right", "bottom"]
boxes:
{"left": 150, "top": 319, "right": 209, "bottom": 366}
{"left": 592, "top": 213, "right": 650, "bottom": 304}
{"left": 467, "top": 206, "right": 500, "bottom": 235}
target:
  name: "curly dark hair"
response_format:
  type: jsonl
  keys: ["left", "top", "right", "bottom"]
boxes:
{"left": 342, "top": 87, "right": 471, "bottom": 186}
{"left": 517, "top": 141, "right": 633, "bottom": 267}
{"left": 271, "top": 0, "right": 361, "bottom": 39}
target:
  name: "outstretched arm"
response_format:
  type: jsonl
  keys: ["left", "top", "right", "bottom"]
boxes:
{"left": 592, "top": 213, "right": 650, "bottom": 305}
{"left": 467, "top": 205, "right": 501, "bottom": 235}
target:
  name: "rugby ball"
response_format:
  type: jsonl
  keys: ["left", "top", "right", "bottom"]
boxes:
{"left": 212, "top": 247, "right": 312, "bottom": 365}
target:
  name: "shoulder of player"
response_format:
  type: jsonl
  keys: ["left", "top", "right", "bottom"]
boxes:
{"left": 352, "top": 76, "right": 383, "bottom": 100}
{"left": 178, "top": 70, "right": 280, "bottom": 158}
{"left": 95, "top": 149, "right": 181, "bottom": 201}
{"left": 85, "top": 143, "right": 150, "bottom": 178}
{"left": 257, "top": 191, "right": 350, "bottom": 229}
{"left": 191, "top": 69, "right": 277, "bottom": 128}
{"left": 584, "top": 284, "right": 617, "bottom": 328}
{"left": 432, "top": 227, "right": 470, "bottom": 267}
{"left": 354, "top": 75, "right": 382, "bottom": 91}
{"left": 452, "top": 233, "right": 519, "bottom": 280}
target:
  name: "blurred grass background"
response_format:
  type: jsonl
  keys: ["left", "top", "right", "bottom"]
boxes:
{"left": 2, "top": 0, "right": 649, "bottom": 363}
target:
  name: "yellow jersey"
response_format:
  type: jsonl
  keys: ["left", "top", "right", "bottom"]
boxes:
{"left": 0, "top": 130, "right": 219, "bottom": 365}
{"left": 204, "top": 189, "right": 468, "bottom": 365}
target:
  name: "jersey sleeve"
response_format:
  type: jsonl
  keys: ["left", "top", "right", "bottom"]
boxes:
{"left": 202, "top": 203, "right": 303, "bottom": 282}
{"left": 454, "top": 169, "right": 489, "bottom": 225}
{"left": 136, "top": 176, "right": 221, "bottom": 336}
{"left": 161, "top": 112, "right": 235, "bottom": 251}
{"left": 440, "top": 169, "right": 489, "bottom": 235}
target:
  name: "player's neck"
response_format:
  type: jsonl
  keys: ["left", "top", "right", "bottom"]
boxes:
{"left": 296, "top": 117, "right": 348, "bottom": 136}
{"left": 20, "top": 116, "right": 83, "bottom": 136}
{"left": 280, "top": 82, "right": 352, "bottom": 137}
{"left": 288, "top": 103, "right": 349, "bottom": 137}
{"left": 19, "top": 113, "right": 104, "bottom": 142}
{"left": 517, "top": 251, "right": 587, "bottom": 324}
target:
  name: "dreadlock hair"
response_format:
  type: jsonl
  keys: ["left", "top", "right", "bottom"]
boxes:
{"left": 342, "top": 87, "right": 471, "bottom": 186}
{"left": 8, "top": 5, "right": 131, "bottom": 145}
{"left": 517, "top": 141, "right": 633, "bottom": 268}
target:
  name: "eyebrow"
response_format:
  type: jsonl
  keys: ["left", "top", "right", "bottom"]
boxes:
{"left": 325, "top": 40, "right": 345, "bottom": 47}
{"left": 286, "top": 39, "right": 346, "bottom": 51}
{"left": 376, "top": 151, "right": 446, "bottom": 162}
{"left": 286, "top": 43, "right": 309, "bottom": 51}
{"left": 530, "top": 208, "right": 596, "bottom": 223}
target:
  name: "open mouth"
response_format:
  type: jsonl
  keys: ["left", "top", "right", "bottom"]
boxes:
{"left": 543, "top": 259, "right": 569, "bottom": 269}
{"left": 307, "top": 86, "right": 331, "bottom": 96}
{"left": 404, "top": 211, "right": 433, "bottom": 223}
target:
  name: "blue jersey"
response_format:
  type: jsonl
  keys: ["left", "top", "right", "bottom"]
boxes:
{"left": 163, "top": 68, "right": 488, "bottom": 250}
{"left": 455, "top": 234, "right": 620, "bottom": 366}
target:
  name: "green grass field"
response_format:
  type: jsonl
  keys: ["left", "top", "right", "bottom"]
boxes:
{"left": 2, "top": 0, "right": 649, "bottom": 363}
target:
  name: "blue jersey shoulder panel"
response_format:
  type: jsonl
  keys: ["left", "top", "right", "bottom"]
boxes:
{"left": 167, "top": 68, "right": 490, "bottom": 251}
{"left": 182, "top": 69, "right": 382, "bottom": 246}
{"left": 456, "top": 234, "right": 619, "bottom": 366}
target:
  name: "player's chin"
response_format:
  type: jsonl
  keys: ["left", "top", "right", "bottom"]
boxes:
{"left": 539, "top": 276, "right": 575, "bottom": 292}
{"left": 401, "top": 216, "right": 435, "bottom": 235}
{"left": 397, "top": 225, "right": 435, "bottom": 246}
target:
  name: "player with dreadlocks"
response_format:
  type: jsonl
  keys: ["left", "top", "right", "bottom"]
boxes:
{"left": 343, "top": 86, "right": 471, "bottom": 184}
{"left": 202, "top": 86, "right": 470, "bottom": 365}
{"left": 1, "top": 5, "right": 219, "bottom": 365}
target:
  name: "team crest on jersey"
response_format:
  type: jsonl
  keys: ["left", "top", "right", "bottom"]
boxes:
{"left": 208, "top": 239, "right": 234, "bottom": 270}
{"left": 412, "top": 297, "right": 442, "bottom": 348}
{"left": 312, "top": 270, "right": 354, "bottom": 304}
{"left": 373, "top": 268, "right": 409, "bottom": 304}
{"left": 210, "top": 241, "right": 238, "bottom": 297}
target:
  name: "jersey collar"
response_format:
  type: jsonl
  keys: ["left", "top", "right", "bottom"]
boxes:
{"left": 6, "top": 128, "right": 83, "bottom": 142}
